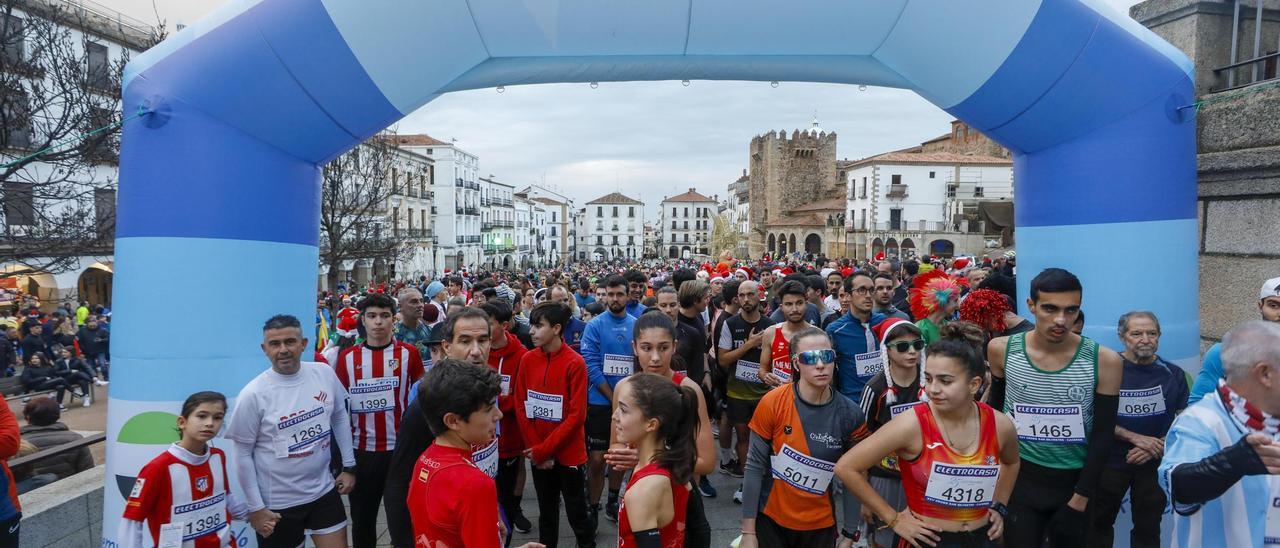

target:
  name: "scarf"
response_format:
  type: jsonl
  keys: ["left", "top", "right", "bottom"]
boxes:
{"left": 1218, "top": 379, "right": 1280, "bottom": 439}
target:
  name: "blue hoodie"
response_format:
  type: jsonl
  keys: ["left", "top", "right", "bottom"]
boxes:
{"left": 580, "top": 311, "right": 637, "bottom": 406}
{"left": 826, "top": 311, "right": 884, "bottom": 400}
{"left": 625, "top": 301, "right": 647, "bottom": 318}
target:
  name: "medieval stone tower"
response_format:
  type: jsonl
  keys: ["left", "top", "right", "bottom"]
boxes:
{"left": 747, "top": 119, "right": 842, "bottom": 258}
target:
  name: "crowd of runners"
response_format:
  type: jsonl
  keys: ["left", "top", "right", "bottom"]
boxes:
{"left": 84, "top": 252, "right": 1280, "bottom": 548}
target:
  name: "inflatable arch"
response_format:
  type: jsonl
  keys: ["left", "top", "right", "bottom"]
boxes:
{"left": 105, "top": 0, "right": 1197, "bottom": 541}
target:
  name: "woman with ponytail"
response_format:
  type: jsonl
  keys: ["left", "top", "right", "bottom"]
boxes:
{"left": 852, "top": 318, "right": 927, "bottom": 546}
{"left": 740, "top": 327, "right": 864, "bottom": 548}
{"left": 835, "top": 329, "right": 1020, "bottom": 548}
{"left": 613, "top": 373, "right": 699, "bottom": 548}
{"left": 607, "top": 311, "right": 715, "bottom": 547}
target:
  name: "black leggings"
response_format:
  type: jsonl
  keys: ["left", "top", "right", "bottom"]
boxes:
{"left": 25, "top": 378, "right": 67, "bottom": 403}
{"left": 895, "top": 525, "right": 995, "bottom": 548}
{"left": 531, "top": 463, "right": 595, "bottom": 548}
{"left": 1006, "top": 461, "right": 1081, "bottom": 547}
{"left": 0, "top": 514, "right": 16, "bottom": 548}
{"left": 755, "top": 513, "right": 836, "bottom": 548}
{"left": 57, "top": 371, "right": 92, "bottom": 398}
{"left": 685, "top": 486, "right": 711, "bottom": 547}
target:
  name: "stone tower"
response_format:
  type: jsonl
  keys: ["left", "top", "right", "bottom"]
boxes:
{"left": 747, "top": 118, "right": 842, "bottom": 257}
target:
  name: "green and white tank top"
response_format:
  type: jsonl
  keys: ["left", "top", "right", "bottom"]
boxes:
{"left": 1003, "top": 332, "right": 1099, "bottom": 469}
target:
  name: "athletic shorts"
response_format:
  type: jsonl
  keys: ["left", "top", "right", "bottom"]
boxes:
{"left": 259, "top": 487, "right": 347, "bottom": 548}
{"left": 726, "top": 396, "right": 761, "bottom": 424}
{"left": 586, "top": 404, "right": 612, "bottom": 451}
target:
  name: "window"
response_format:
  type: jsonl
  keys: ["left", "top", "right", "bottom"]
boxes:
{"left": 929, "top": 171, "right": 936, "bottom": 179}
{"left": 407, "top": 207, "right": 414, "bottom": 229}
{"left": 974, "top": 186, "right": 985, "bottom": 197}
{"left": 861, "top": 208, "right": 867, "bottom": 229}
{"left": 891, "top": 174, "right": 902, "bottom": 185}
{"left": 95, "top": 188, "right": 115, "bottom": 239}
{"left": 2, "top": 87, "right": 30, "bottom": 149}
{"left": 671, "top": 221, "right": 677, "bottom": 229}
{"left": 597, "top": 206, "right": 603, "bottom": 216}
{"left": 420, "top": 209, "right": 426, "bottom": 230}
{"left": 612, "top": 236, "right": 618, "bottom": 245}
{"left": 550, "top": 226, "right": 557, "bottom": 236}
{"left": 627, "top": 236, "right": 634, "bottom": 245}
{"left": 551, "top": 212, "right": 557, "bottom": 222}
{"left": 2, "top": 16, "right": 22, "bottom": 66}
{"left": 683, "top": 208, "right": 688, "bottom": 217}
{"left": 612, "top": 206, "right": 618, "bottom": 217}
{"left": 86, "top": 41, "right": 110, "bottom": 90}
{"left": 671, "top": 207, "right": 676, "bottom": 217}
{"left": 3, "top": 182, "right": 33, "bottom": 226}
{"left": 628, "top": 206, "right": 634, "bottom": 218}
{"left": 596, "top": 236, "right": 603, "bottom": 245}
{"left": 683, "top": 221, "right": 688, "bottom": 230}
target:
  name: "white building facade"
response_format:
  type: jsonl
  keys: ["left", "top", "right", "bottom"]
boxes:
{"left": 660, "top": 188, "right": 717, "bottom": 259}
{"left": 583, "top": 192, "right": 644, "bottom": 261}
{"left": 392, "top": 135, "right": 482, "bottom": 271}
{"left": 845, "top": 154, "right": 1012, "bottom": 259}
{"left": 386, "top": 146, "right": 435, "bottom": 280}
{"left": 0, "top": 1, "right": 160, "bottom": 310}
{"left": 480, "top": 176, "right": 517, "bottom": 270}
{"left": 521, "top": 184, "right": 577, "bottom": 266}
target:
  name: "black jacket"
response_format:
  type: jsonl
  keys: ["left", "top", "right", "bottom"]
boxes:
{"left": 20, "top": 362, "right": 57, "bottom": 389}
{"left": 17, "top": 423, "right": 93, "bottom": 480}
{"left": 75, "top": 326, "right": 109, "bottom": 358}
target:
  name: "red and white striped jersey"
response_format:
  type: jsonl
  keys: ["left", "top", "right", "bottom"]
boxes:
{"left": 335, "top": 341, "right": 424, "bottom": 452}
{"left": 122, "top": 444, "right": 240, "bottom": 548}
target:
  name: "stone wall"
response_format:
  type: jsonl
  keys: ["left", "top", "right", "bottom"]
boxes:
{"left": 747, "top": 129, "right": 841, "bottom": 257}
{"left": 19, "top": 465, "right": 104, "bottom": 547}
{"left": 1135, "top": 0, "right": 1280, "bottom": 346}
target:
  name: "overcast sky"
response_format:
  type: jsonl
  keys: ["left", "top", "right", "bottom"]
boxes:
{"left": 104, "top": 0, "right": 1145, "bottom": 218}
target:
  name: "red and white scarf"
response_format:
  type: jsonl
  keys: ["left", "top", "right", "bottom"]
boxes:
{"left": 1218, "top": 379, "right": 1280, "bottom": 439}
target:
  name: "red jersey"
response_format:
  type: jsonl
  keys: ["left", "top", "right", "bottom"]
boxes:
{"left": 335, "top": 341, "right": 424, "bottom": 452}
{"left": 514, "top": 343, "right": 589, "bottom": 466}
{"left": 408, "top": 443, "right": 502, "bottom": 548}
{"left": 489, "top": 332, "right": 528, "bottom": 458}
{"left": 900, "top": 402, "right": 1003, "bottom": 522}
{"left": 768, "top": 324, "right": 794, "bottom": 383}
{"left": 122, "top": 445, "right": 237, "bottom": 547}
{"left": 618, "top": 462, "right": 688, "bottom": 548}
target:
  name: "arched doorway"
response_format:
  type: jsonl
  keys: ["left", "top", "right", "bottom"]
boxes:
{"left": 930, "top": 239, "right": 956, "bottom": 258}
{"left": 767, "top": 233, "right": 776, "bottom": 254}
{"left": 900, "top": 238, "right": 916, "bottom": 259}
{"left": 77, "top": 263, "right": 114, "bottom": 307}
{"left": 776, "top": 234, "right": 787, "bottom": 256}
{"left": 885, "top": 237, "right": 899, "bottom": 258}
{"left": 871, "top": 238, "right": 884, "bottom": 258}
{"left": 804, "top": 233, "right": 822, "bottom": 255}
{"left": 668, "top": 246, "right": 679, "bottom": 259}
{"left": 502, "top": 255, "right": 512, "bottom": 269}
{"left": 788, "top": 235, "right": 797, "bottom": 255}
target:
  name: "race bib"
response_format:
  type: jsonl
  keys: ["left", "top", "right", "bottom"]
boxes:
{"left": 1119, "top": 386, "right": 1167, "bottom": 418}
{"left": 525, "top": 390, "right": 564, "bottom": 422}
{"left": 1266, "top": 476, "right": 1280, "bottom": 546}
{"left": 500, "top": 374, "right": 512, "bottom": 397}
{"left": 923, "top": 463, "right": 999, "bottom": 508}
{"left": 603, "top": 354, "right": 634, "bottom": 377}
{"left": 171, "top": 491, "right": 228, "bottom": 541}
{"left": 770, "top": 443, "right": 835, "bottom": 495}
{"left": 855, "top": 351, "right": 885, "bottom": 377}
{"left": 1013, "top": 404, "right": 1086, "bottom": 444}
{"left": 350, "top": 377, "right": 398, "bottom": 414}
{"left": 735, "top": 360, "right": 762, "bottom": 384}
{"left": 473, "top": 440, "right": 499, "bottom": 479}
{"left": 274, "top": 406, "right": 330, "bottom": 458}
{"left": 771, "top": 358, "right": 792, "bottom": 383}
{"left": 890, "top": 401, "right": 921, "bottom": 418}
{"left": 157, "top": 523, "right": 183, "bottom": 548}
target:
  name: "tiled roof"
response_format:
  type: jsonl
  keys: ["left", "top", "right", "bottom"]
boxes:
{"left": 533, "top": 197, "right": 565, "bottom": 206}
{"left": 390, "top": 134, "right": 448, "bottom": 147}
{"left": 586, "top": 192, "right": 643, "bottom": 205}
{"left": 663, "top": 188, "right": 715, "bottom": 203}
{"left": 844, "top": 150, "right": 1011, "bottom": 168}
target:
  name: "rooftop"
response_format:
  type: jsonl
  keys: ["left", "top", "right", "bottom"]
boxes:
{"left": 843, "top": 150, "right": 1011, "bottom": 168}
{"left": 586, "top": 192, "right": 643, "bottom": 205}
{"left": 663, "top": 188, "right": 715, "bottom": 203}
{"left": 391, "top": 134, "right": 449, "bottom": 147}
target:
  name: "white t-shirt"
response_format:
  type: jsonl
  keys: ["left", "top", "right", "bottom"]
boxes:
{"left": 226, "top": 361, "right": 355, "bottom": 511}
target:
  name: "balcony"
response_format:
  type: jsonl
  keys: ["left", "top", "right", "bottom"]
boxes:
{"left": 519, "top": 244, "right": 530, "bottom": 251}
{"left": 465, "top": 207, "right": 479, "bottom": 216}
{"left": 500, "top": 220, "right": 514, "bottom": 228}
{"left": 457, "top": 236, "right": 464, "bottom": 244}
{"left": 455, "top": 207, "right": 463, "bottom": 214}
{"left": 455, "top": 178, "right": 463, "bottom": 188}
{"left": 887, "top": 184, "right": 909, "bottom": 199}
{"left": 482, "top": 221, "right": 493, "bottom": 231}
{"left": 431, "top": 206, "right": 438, "bottom": 214}
{"left": 468, "top": 235, "right": 481, "bottom": 243}
{"left": 869, "top": 220, "right": 986, "bottom": 233}
{"left": 466, "top": 181, "right": 480, "bottom": 190}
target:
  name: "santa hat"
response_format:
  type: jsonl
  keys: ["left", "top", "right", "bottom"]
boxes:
{"left": 735, "top": 267, "right": 752, "bottom": 280}
{"left": 952, "top": 258, "right": 970, "bottom": 271}
{"left": 872, "top": 317, "right": 926, "bottom": 405}
{"left": 875, "top": 251, "right": 886, "bottom": 262}
{"left": 841, "top": 267, "right": 855, "bottom": 278}
{"left": 710, "top": 276, "right": 724, "bottom": 284}
{"left": 335, "top": 314, "right": 359, "bottom": 339}
{"left": 716, "top": 262, "right": 731, "bottom": 275}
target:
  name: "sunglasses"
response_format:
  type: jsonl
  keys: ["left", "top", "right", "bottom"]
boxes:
{"left": 888, "top": 339, "right": 926, "bottom": 353}
{"left": 794, "top": 349, "right": 836, "bottom": 366}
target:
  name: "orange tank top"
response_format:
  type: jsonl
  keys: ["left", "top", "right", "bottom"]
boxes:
{"left": 899, "top": 402, "right": 1002, "bottom": 522}
{"left": 769, "top": 325, "right": 793, "bottom": 382}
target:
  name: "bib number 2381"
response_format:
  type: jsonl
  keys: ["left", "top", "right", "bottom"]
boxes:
{"left": 525, "top": 390, "right": 564, "bottom": 422}
{"left": 1013, "top": 404, "right": 1085, "bottom": 444}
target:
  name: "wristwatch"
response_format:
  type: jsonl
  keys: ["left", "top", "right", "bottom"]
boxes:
{"left": 840, "top": 528, "right": 860, "bottom": 540}
{"left": 341, "top": 465, "right": 356, "bottom": 475}
{"left": 990, "top": 501, "right": 1009, "bottom": 517}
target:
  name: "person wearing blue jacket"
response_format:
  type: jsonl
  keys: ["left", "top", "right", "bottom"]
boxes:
{"left": 825, "top": 272, "right": 884, "bottom": 401}
{"left": 579, "top": 274, "right": 636, "bottom": 524}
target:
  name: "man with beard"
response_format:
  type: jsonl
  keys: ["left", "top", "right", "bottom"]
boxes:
{"left": 580, "top": 275, "right": 636, "bottom": 523}
{"left": 1189, "top": 276, "right": 1280, "bottom": 403}
{"left": 716, "top": 280, "right": 773, "bottom": 501}
{"left": 759, "top": 281, "right": 815, "bottom": 387}
{"left": 827, "top": 272, "right": 883, "bottom": 401}
{"left": 871, "top": 273, "right": 909, "bottom": 321}
{"left": 1089, "top": 311, "right": 1188, "bottom": 548}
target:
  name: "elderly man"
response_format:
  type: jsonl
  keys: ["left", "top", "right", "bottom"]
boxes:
{"left": 1089, "top": 311, "right": 1189, "bottom": 548}
{"left": 1158, "top": 320, "right": 1280, "bottom": 547}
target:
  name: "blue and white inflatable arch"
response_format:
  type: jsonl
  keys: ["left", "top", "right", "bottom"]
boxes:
{"left": 104, "top": 0, "right": 1196, "bottom": 543}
